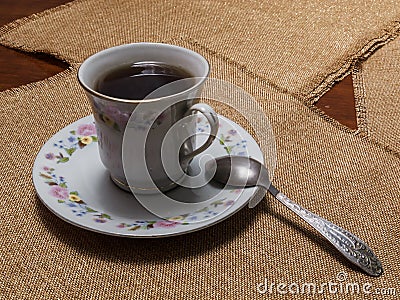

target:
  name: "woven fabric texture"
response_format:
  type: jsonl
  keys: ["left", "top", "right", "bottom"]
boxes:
{"left": 353, "top": 35, "right": 400, "bottom": 155}
{"left": 0, "top": 0, "right": 399, "bottom": 299}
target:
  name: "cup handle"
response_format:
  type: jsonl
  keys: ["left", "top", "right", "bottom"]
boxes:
{"left": 182, "top": 103, "right": 219, "bottom": 163}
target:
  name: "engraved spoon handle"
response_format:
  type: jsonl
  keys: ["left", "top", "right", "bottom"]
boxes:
{"left": 274, "top": 189, "right": 383, "bottom": 277}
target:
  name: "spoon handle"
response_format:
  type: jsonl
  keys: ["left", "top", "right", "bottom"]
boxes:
{"left": 274, "top": 190, "right": 383, "bottom": 277}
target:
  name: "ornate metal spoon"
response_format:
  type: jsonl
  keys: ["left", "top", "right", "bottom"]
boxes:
{"left": 206, "top": 155, "right": 383, "bottom": 277}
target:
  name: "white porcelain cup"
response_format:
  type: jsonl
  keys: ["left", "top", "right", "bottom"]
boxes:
{"left": 78, "top": 43, "right": 218, "bottom": 194}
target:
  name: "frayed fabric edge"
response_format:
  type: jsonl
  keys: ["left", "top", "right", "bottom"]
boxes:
{"left": 307, "top": 21, "right": 400, "bottom": 106}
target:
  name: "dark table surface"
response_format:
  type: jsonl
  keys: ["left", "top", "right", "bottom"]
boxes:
{"left": 0, "top": 0, "right": 357, "bottom": 129}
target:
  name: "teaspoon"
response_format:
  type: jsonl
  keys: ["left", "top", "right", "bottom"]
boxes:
{"left": 205, "top": 155, "right": 383, "bottom": 277}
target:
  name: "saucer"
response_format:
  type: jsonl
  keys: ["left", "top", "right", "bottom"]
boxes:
{"left": 33, "top": 114, "right": 264, "bottom": 237}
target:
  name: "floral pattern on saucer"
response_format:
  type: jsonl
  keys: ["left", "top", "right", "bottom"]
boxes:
{"left": 197, "top": 119, "right": 248, "bottom": 155}
{"left": 40, "top": 163, "right": 242, "bottom": 228}
{"left": 39, "top": 166, "right": 112, "bottom": 223}
{"left": 37, "top": 116, "right": 251, "bottom": 231}
{"left": 116, "top": 189, "right": 241, "bottom": 230}
{"left": 44, "top": 123, "right": 97, "bottom": 163}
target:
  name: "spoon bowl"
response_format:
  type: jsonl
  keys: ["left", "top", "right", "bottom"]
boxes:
{"left": 206, "top": 155, "right": 278, "bottom": 199}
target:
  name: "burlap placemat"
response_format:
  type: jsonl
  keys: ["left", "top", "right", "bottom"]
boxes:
{"left": 353, "top": 35, "right": 400, "bottom": 155}
{"left": 0, "top": 0, "right": 399, "bottom": 299}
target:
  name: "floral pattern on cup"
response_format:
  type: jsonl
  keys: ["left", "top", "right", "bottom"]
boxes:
{"left": 38, "top": 116, "right": 250, "bottom": 231}
{"left": 97, "top": 104, "right": 130, "bottom": 132}
{"left": 98, "top": 106, "right": 165, "bottom": 132}
{"left": 93, "top": 101, "right": 168, "bottom": 132}
{"left": 45, "top": 123, "right": 98, "bottom": 163}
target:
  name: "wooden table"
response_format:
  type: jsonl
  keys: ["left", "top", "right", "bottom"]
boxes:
{"left": 0, "top": 0, "right": 357, "bottom": 129}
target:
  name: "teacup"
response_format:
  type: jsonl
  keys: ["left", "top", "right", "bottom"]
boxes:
{"left": 78, "top": 43, "right": 218, "bottom": 194}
